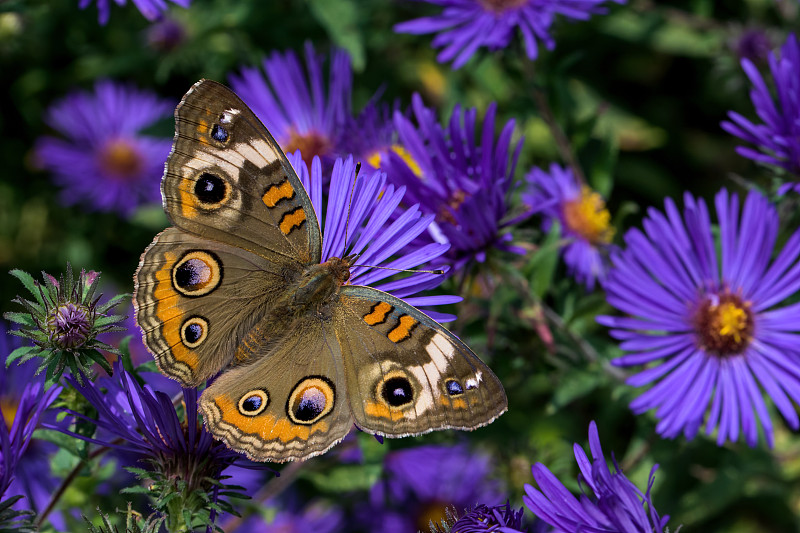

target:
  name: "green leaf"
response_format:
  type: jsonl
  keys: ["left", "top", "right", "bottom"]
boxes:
{"left": 8, "top": 269, "right": 44, "bottom": 305}
{"left": 96, "top": 293, "right": 129, "bottom": 314}
{"left": 527, "top": 223, "right": 563, "bottom": 299}
{"left": 33, "top": 429, "right": 86, "bottom": 458}
{"left": 303, "top": 464, "right": 382, "bottom": 493}
{"left": 2, "top": 311, "right": 36, "bottom": 327}
{"left": 6, "top": 345, "right": 38, "bottom": 366}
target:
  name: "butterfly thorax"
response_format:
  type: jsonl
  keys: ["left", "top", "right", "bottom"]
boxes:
{"left": 288, "top": 256, "right": 352, "bottom": 317}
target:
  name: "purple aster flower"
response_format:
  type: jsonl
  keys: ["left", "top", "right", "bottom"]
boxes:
{"left": 336, "top": 98, "right": 404, "bottom": 173}
{"left": 394, "top": 0, "right": 623, "bottom": 69}
{"left": 53, "top": 359, "right": 270, "bottom": 529}
{"left": 360, "top": 443, "right": 504, "bottom": 533}
{"left": 451, "top": 502, "right": 526, "bottom": 532}
{"left": 78, "top": 0, "right": 191, "bottom": 26}
{"left": 598, "top": 189, "right": 800, "bottom": 447}
{"left": 524, "top": 421, "right": 670, "bottom": 532}
{"left": 229, "top": 43, "right": 352, "bottom": 167}
{"left": 1, "top": 326, "right": 61, "bottom": 527}
{"left": 34, "top": 80, "right": 173, "bottom": 217}
{"left": 288, "top": 151, "right": 459, "bottom": 322}
{"left": 381, "top": 93, "right": 526, "bottom": 274}
{"left": 525, "top": 163, "right": 615, "bottom": 290}
{"left": 721, "top": 33, "right": 800, "bottom": 185}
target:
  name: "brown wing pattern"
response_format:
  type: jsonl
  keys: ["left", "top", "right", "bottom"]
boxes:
{"left": 134, "top": 227, "right": 295, "bottom": 387}
{"left": 199, "top": 315, "right": 354, "bottom": 462}
{"left": 335, "top": 286, "right": 507, "bottom": 437}
{"left": 163, "top": 79, "right": 321, "bottom": 265}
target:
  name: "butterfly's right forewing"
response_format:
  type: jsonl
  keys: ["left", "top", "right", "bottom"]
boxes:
{"left": 163, "top": 79, "right": 322, "bottom": 265}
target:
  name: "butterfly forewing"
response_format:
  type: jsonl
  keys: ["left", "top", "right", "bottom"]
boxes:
{"left": 164, "top": 79, "right": 321, "bottom": 265}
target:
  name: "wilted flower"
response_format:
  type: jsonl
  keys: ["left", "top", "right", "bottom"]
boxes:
{"left": 525, "top": 163, "right": 614, "bottom": 290}
{"left": 229, "top": 43, "right": 353, "bottom": 166}
{"left": 34, "top": 80, "right": 173, "bottom": 216}
{"left": 382, "top": 94, "right": 526, "bottom": 274}
{"left": 395, "top": 0, "right": 624, "bottom": 69}
{"left": 524, "top": 421, "right": 670, "bottom": 532}
{"left": 4, "top": 265, "right": 126, "bottom": 385}
{"left": 78, "top": 0, "right": 191, "bottom": 25}
{"left": 599, "top": 189, "right": 800, "bottom": 447}
{"left": 721, "top": 33, "right": 800, "bottom": 186}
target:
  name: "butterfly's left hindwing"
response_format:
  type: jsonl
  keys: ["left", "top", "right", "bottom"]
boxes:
{"left": 199, "top": 315, "right": 354, "bottom": 462}
{"left": 336, "top": 287, "right": 507, "bottom": 437}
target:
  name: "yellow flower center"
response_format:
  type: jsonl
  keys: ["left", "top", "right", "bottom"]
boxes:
{"left": 283, "top": 129, "right": 332, "bottom": 166}
{"left": 479, "top": 0, "right": 529, "bottom": 13}
{"left": 367, "top": 144, "right": 423, "bottom": 177}
{"left": 1, "top": 398, "right": 17, "bottom": 431}
{"left": 562, "top": 186, "right": 615, "bottom": 244}
{"left": 98, "top": 139, "right": 143, "bottom": 179}
{"left": 694, "top": 292, "right": 754, "bottom": 356}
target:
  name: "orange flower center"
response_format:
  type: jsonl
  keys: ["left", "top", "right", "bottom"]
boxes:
{"left": 562, "top": 186, "right": 615, "bottom": 244}
{"left": 283, "top": 129, "right": 332, "bottom": 166}
{"left": 693, "top": 291, "right": 754, "bottom": 356}
{"left": 98, "top": 138, "right": 143, "bottom": 179}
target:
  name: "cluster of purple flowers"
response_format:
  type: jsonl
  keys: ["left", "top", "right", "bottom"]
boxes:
{"left": 21, "top": 2, "right": 800, "bottom": 530}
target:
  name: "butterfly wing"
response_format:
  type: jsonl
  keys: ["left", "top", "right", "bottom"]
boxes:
{"left": 163, "top": 79, "right": 321, "bottom": 265}
{"left": 335, "top": 286, "right": 507, "bottom": 436}
{"left": 199, "top": 315, "right": 354, "bottom": 462}
{"left": 134, "top": 227, "right": 297, "bottom": 387}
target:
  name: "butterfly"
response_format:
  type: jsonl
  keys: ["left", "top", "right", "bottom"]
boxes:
{"left": 133, "top": 79, "right": 507, "bottom": 462}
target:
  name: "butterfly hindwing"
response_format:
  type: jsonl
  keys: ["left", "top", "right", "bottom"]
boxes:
{"left": 163, "top": 79, "right": 321, "bottom": 265}
{"left": 199, "top": 315, "right": 354, "bottom": 462}
{"left": 336, "top": 286, "right": 508, "bottom": 437}
{"left": 134, "top": 227, "right": 300, "bottom": 387}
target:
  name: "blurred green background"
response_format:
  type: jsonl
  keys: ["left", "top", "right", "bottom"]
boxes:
{"left": 2, "top": 0, "right": 800, "bottom": 531}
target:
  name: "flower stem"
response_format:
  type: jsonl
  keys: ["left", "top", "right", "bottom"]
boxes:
{"left": 35, "top": 443, "right": 114, "bottom": 528}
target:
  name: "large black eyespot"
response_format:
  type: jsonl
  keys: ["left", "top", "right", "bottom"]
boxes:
{"left": 210, "top": 124, "right": 229, "bottom": 143}
{"left": 381, "top": 376, "right": 414, "bottom": 407}
{"left": 172, "top": 251, "right": 223, "bottom": 297}
{"left": 238, "top": 389, "right": 269, "bottom": 416}
{"left": 445, "top": 379, "right": 464, "bottom": 396}
{"left": 180, "top": 316, "right": 208, "bottom": 348}
{"left": 194, "top": 173, "right": 227, "bottom": 205}
{"left": 287, "top": 377, "right": 335, "bottom": 425}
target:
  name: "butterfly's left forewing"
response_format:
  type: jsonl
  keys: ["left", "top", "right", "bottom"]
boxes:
{"left": 336, "top": 286, "right": 507, "bottom": 437}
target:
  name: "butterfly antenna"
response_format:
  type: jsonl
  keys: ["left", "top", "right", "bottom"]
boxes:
{"left": 343, "top": 162, "right": 361, "bottom": 255}
{"left": 351, "top": 263, "right": 445, "bottom": 275}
